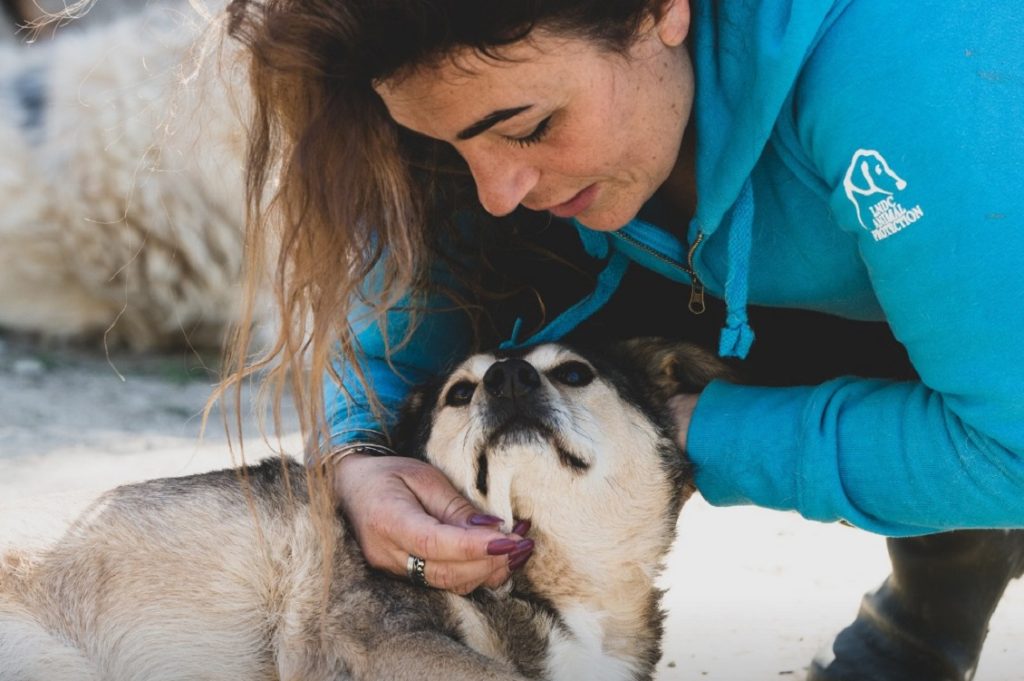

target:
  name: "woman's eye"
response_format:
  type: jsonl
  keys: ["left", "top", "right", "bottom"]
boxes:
{"left": 445, "top": 380, "right": 477, "bottom": 407}
{"left": 549, "top": 361, "right": 594, "bottom": 387}
{"left": 506, "top": 115, "right": 553, "bottom": 148}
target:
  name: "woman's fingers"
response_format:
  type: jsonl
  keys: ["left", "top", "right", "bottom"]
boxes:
{"left": 333, "top": 453, "right": 533, "bottom": 590}
{"left": 380, "top": 486, "right": 533, "bottom": 587}
{"left": 392, "top": 456, "right": 536, "bottom": 575}
{"left": 412, "top": 535, "right": 535, "bottom": 593}
{"left": 398, "top": 459, "right": 500, "bottom": 530}
{"left": 394, "top": 533, "right": 534, "bottom": 591}
{"left": 417, "top": 555, "right": 507, "bottom": 593}
{"left": 388, "top": 502, "right": 518, "bottom": 562}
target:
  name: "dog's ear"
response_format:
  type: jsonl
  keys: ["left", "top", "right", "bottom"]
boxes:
{"left": 389, "top": 383, "right": 437, "bottom": 460}
{"left": 612, "top": 337, "right": 735, "bottom": 402}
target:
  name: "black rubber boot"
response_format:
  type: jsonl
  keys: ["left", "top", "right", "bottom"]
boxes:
{"left": 808, "top": 530, "right": 1024, "bottom": 681}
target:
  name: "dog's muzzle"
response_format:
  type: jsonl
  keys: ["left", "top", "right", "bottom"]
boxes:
{"left": 480, "top": 358, "right": 590, "bottom": 472}
{"left": 481, "top": 359, "right": 550, "bottom": 437}
{"left": 483, "top": 358, "right": 540, "bottom": 401}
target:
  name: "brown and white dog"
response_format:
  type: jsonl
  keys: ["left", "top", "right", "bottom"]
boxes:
{"left": 0, "top": 338, "right": 729, "bottom": 681}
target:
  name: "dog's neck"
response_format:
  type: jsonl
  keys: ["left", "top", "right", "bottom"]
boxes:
{"left": 456, "top": 439, "right": 680, "bottom": 679}
{"left": 520, "top": 526, "right": 665, "bottom": 679}
{"left": 450, "top": 519, "right": 667, "bottom": 681}
{"left": 450, "top": 524, "right": 667, "bottom": 681}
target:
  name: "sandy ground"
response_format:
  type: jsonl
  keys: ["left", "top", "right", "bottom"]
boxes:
{"left": 0, "top": 334, "right": 1021, "bottom": 680}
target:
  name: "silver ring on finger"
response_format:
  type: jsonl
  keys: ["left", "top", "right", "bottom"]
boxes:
{"left": 406, "top": 554, "right": 429, "bottom": 587}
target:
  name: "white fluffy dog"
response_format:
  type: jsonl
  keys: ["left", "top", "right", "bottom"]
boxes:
{"left": 0, "top": 1, "right": 250, "bottom": 350}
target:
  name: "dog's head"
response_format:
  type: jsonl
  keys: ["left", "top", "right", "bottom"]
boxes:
{"left": 394, "top": 338, "right": 729, "bottom": 575}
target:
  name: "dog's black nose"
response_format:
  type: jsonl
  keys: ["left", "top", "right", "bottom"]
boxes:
{"left": 483, "top": 359, "right": 540, "bottom": 400}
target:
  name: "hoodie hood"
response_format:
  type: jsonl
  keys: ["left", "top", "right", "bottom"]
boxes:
{"left": 687, "top": 0, "right": 851, "bottom": 357}
{"left": 691, "top": 0, "right": 850, "bottom": 235}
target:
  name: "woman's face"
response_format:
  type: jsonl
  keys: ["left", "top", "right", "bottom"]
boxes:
{"left": 375, "top": 0, "right": 693, "bottom": 232}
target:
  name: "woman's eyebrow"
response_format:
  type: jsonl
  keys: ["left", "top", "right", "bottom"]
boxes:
{"left": 456, "top": 105, "right": 533, "bottom": 140}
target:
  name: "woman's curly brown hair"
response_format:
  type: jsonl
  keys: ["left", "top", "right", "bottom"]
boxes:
{"left": 218, "top": 0, "right": 670, "bottom": 468}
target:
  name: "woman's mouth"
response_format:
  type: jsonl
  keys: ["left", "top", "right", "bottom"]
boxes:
{"left": 546, "top": 184, "right": 598, "bottom": 219}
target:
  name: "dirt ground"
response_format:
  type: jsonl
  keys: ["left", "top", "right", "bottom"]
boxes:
{"left": 0, "top": 332, "right": 1021, "bottom": 680}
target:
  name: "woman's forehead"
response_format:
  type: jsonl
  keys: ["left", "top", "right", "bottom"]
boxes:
{"left": 374, "top": 35, "right": 604, "bottom": 137}
{"left": 377, "top": 32, "right": 591, "bottom": 94}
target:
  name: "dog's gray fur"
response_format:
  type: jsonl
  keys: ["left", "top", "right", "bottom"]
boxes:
{"left": 0, "top": 339, "right": 728, "bottom": 680}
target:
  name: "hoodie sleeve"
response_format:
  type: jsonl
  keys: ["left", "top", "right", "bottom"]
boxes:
{"left": 687, "top": 0, "right": 1024, "bottom": 535}
{"left": 322, "top": 259, "right": 473, "bottom": 453}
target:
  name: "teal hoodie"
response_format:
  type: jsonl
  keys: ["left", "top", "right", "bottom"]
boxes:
{"left": 326, "top": 0, "right": 1024, "bottom": 536}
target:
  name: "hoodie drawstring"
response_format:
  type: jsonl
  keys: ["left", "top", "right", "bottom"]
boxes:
{"left": 500, "top": 227, "right": 629, "bottom": 349}
{"left": 717, "top": 178, "right": 756, "bottom": 359}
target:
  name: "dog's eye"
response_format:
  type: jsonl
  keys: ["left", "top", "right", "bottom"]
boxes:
{"left": 445, "top": 380, "right": 477, "bottom": 407}
{"left": 549, "top": 361, "right": 594, "bottom": 387}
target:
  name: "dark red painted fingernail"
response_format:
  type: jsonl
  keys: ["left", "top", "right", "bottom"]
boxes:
{"left": 469, "top": 514, "right": 504, "bottom": 527}
{"left": 508, "top": 546, "right": 532, "bottom": 563}
{"left": 507, "top": 540, "right": 535, "bottom": 570}
{"left": 509, "top": 550, "right": 533, "bottom": 571}
{"left": 487, "top": 538, "right": 518, "bottom": 555}
{"left": 511, "top": 519, "right": 531, "bottom": 536}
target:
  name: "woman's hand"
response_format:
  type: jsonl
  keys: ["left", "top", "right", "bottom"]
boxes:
{"left": 667, "top": 393, "right": 699, "bottom": 452}
{"left": 333, "top": 454, "right": 533, "bottom": 595}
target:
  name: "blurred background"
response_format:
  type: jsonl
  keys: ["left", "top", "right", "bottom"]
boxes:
{"left": 0, "top": 2, "right": 1020, "bottom": 679}
{"left": 1, "top": 0, "right": 252, "bottom": 352}
{"left": 0, "top": 0, "right": 282, "bottom": 495}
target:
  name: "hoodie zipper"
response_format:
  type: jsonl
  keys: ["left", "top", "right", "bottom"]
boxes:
{"left": 686, "top": 233, "right": 706, "bottom": 314}
{"left": 612, "top": 230, "right": 706, "bottom": 314}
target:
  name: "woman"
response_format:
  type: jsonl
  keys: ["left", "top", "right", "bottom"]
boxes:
{"left": 225, "top": 0, "right": 1024, "bottom": 678}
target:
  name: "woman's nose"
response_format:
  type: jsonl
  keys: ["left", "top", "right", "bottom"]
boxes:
{"left": 466, "top": 153, "right": 539, "bottom": 217}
